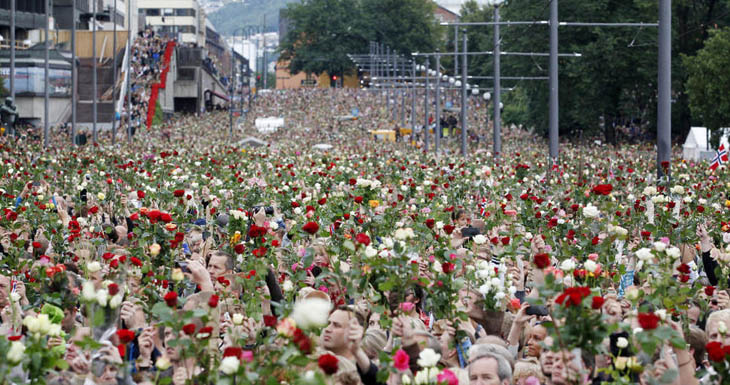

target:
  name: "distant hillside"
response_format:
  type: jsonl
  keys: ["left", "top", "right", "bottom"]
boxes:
{"left": 208, "top": 0, "right": 300, "bottom": 36}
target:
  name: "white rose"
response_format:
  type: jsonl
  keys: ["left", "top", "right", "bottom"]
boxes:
{"left": 282, "top": 280, "right": 294, "bottom": 292}
{"left": 47, "top": 323, "right": 62, "bottom": 337}
{"left": 81, "top": 281, "right": 96, "bottom": 301}
{"left": 364, "top": 245, "right": 377, "bottom": 258}
{"left": 643, "top": 186, "right": 657, "bottom": 196}
{"left": 87, "top": 261, "right": 102, "bottom": 273}
{"left": 473, "top": 234, "right": 487, "bottom": 245}
{"left": 655, "top": 309, "right": 667, "bottom": 321}
{"left": 584, "top": 260, "right": 597, "bottom": 272}
{"left": 291, "top": 298, "right": 332, "bottom": 329}
{"left": 109, "top": 293, "right": 124, "bottom": 309}
{"left": 719, "top": 321, "right": 728, "bottom": 335}
{"left": 490, "top": 278, "right": 501, "bottom": 287}
{"left": 416, "top": 348, "right": 441, "bottom": 368}
{"left": 583, "top": 204, "right": 599, "bottom": 218}
{"left": 670, "top": 185, "right": 685, "bottom": 195}
{"left": 23, "top": 315, "right": 40, "bottom": 334}
{"left": 435, "top": 221, "right": 444, "bottom": 230}
{"left": 616, "top": 337, "right": 629, "bottom": 349}
{"left": 494, "top": 292, "right": 506, "bottom": 300}
{"left": 96, "top": 289, "right": 109, "bottom": 307}
{"left": 220, "top": 356, "right": 240, "bottom": 375}
{"left": 36, "top": 314, "right": 52, "bottom": 335}
{"left": 156, "top": 357, "right": 172, "bottom": 371}
{"left": 653, "top": 242, "right": 666, "bottom": 252}
{"left": 635, "top": 248, "right": 653, "bottom": 261}
{"left": 666, "top": 246, "right": 681, "bottom": 259}
{"left": 478, "top": 284, "right": 491, "bottom": 296}
{"left": 560, "top": 259, "right": 576, "bottom": 271}
{"left": 232, "top": 313, "right": 244, "bottom": 325}
{"left": 97, "top": 192, "right": 106, "bottom": 201}
{"left": 7, "top": 341, "right": 25, "bottom": 363}
{"left": 269, "top": 221, "right": 279, "bottom": 230}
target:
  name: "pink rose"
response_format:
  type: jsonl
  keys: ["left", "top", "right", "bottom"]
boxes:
{"left": 400, "top": 302, "right": 415, "bottom": 313}
{"left": 393, "top": 349, "right": 410, "bottom": 371}
{"left": 437, "top": 369, "right": 458, "bottom": 385}
{"left": 241, "top": 350, "right": 254, "bottom": 363}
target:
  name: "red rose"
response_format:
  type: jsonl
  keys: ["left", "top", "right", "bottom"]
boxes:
{"left": 443, "top": 225, "right": 455, "bottom": 235}
{"left": 102, "top": 252, "right": 115, "bottom": 260}
{"left": 234, "top": 243, "right": 245, "bottom": 254}
{"left": 182, "top": 323, "right": 196, "bottom": 335}
{"left": 263, "top": 315, "right": 278, "bottom": 327}
{"left": 355, "top": 233, "right": 371, "bottom": 246}
{"left": 32, "top": 241, "right": 42, "bottom": 249}
{"left": 108, "top": 283, "right": 120, "bottom": 296}
{"left": 555, "top": 286, "right": 591, "bottom": 307}
{"left": 164, "top": 291, "right": 178, "bottom": 307}
{"left": 223, "top": 346, "right": 243, "bottom": 358}
{"left": 348, "top": 178, "right": 357, "bottom": 185}
{"left": 89, "top": 206, "right": 99, "bottom": 214}
{"left": 677, "top": 263, "right": 691, "bottom": 274}
{"left": 592, "top": 184, "right": 613, "bottom": 196}
{"left": 534, "top": 253, "right": 550, "bottom": 269}
{"left": 115, "top": 329, "right": 135, "bottom": 344}
{"left": 500, "top": 236, "right": 510, "bottom": 246}
{"left": 197, "top": 326, "right": 213, "bottom": 338}
{"left": 706, "top": 286, "right": 716, "bottom": 296}
{"left": 441, "top": 262, "right": 455, "bottom": 274}
{"left": 637, "top": 312, "right": 660, "bottom": 330}
{"left": 208, "top": 294, "right": 219, "bottom": 308}
{"left": 297, "top": 335, "right": 312, "bottom": 353}
{"left": 318, "top": 353, "right": 339, "bottom": 375}
{"left": 160, "top": 213, "right": 173, "bottom": 223}
{"left": 318, "top": 198, "right": 327, "bottom": 205}
{"left": 302, "top": 221, "right": 320, "bottom": 235}
{"left": 354, "top": 196, "right": 363, "bottom": 204}
{"left": 131, "top": 257, "right": 142, "bottom": 267}
{"left": 425, "top": 219, "right": 435, "bottom": 229}
{"left": 697, "top": 205, "right": 705, "bottom": 213}
{"left": 137, "top": 190, "right": 145, "bottom": 199}
{"left": 591, "top": 296, "right": 605, "bottom": 310}
{"left": 173, "top": 190, "right": 185, "bottom": 197}
{"left": 248, "top": 225, "right": 267, "bottom": 238}
{"left": 679, "top": 274, "right": 690, "bottom": 283}
{"left": 706, "top": 341, "right": 725, "bottom": 362}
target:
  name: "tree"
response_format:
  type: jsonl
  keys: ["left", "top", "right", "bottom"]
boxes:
{"left": 684, "top": 28, "right": 730, "bottom": 146}
{"left": 459, "top": 0, "right": 730, "bottom": 143}
{"left": 279, "top": 0, "right": 440, "bottom": 77}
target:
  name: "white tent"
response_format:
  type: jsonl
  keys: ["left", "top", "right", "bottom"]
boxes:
{"left": 683, "top": 127, "right": 730, "bottom": 161}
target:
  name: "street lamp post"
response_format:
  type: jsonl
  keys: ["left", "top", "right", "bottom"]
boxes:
{"left": 424, "top": 59, "right": 430, "bottom": 152}
{"left": 434, "top": 51, "right": 441, "bottom": 154}
{"left": 460, "top": 29, "right": 468, "bottom": 157}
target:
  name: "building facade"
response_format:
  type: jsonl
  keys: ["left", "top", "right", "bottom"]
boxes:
{"left": 137, "top": 0, "right": 205, "bottom": 46}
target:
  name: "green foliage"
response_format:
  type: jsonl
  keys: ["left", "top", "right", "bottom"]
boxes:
{"left": 458, "top": 0, "right": 730, "bottom": 142}
{"left": 279, "top": 0, "right": 440, "bottom": 77}
{"left": 208, "top": 0, "right": 298, "bottom": 36}
{"left": 684, "top": 28, "right": 730, "bottom": 142}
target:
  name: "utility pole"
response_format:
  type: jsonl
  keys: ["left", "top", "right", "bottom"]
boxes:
{"left": 460, "top": 30, "right": 468, "bottom": 157}
{"left": 126, "top": 0, "right": 132, "bottom": 143}
{"left": 71, "top": 0, "right": 76, "bottom": 144}
{"left": 454, "top": 26, "right": 458, "bottom": 76}
{"left": 262, "top": 15, "right": 267, "bottom": 90}
{"left": 548, "top": 0, "right": 559, "bottom": 165}
{"left": 657, "top": 0, "right": 672, "bottom": 178}
{"left": 424, "top": 58, "right": 430, "bottom": 152}
{"left": 434, "top": 51, "right": 441, "bottom": 154}
{"left": 44, "top": 0, "right": 50, "bottom": 148}
{"left": 493, "top": 6, "right": 502, "bottom": 158}
{"left": 92, "top": 0, "right": 98, "bottom": 144}
{"left": 10, "top": 0, "right": 15, "bottom": 102}
{"left": 112, "top": 0, "right": 117, "bottom": 145}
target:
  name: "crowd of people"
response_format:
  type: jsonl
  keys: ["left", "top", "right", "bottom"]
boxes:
{"left": 0, "top": 88, "right": 729, "bottom": 385}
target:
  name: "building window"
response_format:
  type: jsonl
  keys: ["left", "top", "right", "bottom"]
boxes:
{"left": 145, "top": 8, "right": 160, "bottom": 16}
{"left": 175, "top": 8, "right": 196, "bottom": 17}
{"left": 162, "top": 8, "right": 174, "bottom": 16}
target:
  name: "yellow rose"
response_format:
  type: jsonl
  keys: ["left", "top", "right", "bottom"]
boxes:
{"left": 149, "top": 243, "right": 161, "bottom": 257}
{"left": 368, "top": 200, "right": 380, "bottom": 208}
{"left": 230, "top": 231, "right": 241, "bottom": 246}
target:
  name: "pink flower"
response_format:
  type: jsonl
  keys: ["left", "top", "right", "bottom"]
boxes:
{"left": 437, "top": 369, "right": 458, "bottom": 385}
{"left": 241, "top": 350, "right": 254, "bottom": 363}
{"left": 291, "top": 263, "right": 299, "bottom": 272}
{"left": 660, "top": 237, "right": 670, "bottom": 245}
{"left": 428, "top": 255, "right": 435, "bottom": 263}
{"left": 504, "top": 209, "right": 517, "bottom": 216}
{"left": 588, "top": 253, "right": 599, "bottom": 261}
{"left": 393, "top": 349, "right": 410, "bottom": 371}
{"left": 400, "top": 302, "right": 415, "bottom": 313}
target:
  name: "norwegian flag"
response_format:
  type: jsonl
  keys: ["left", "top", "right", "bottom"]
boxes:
{"left": 710, "top": 144, "right": 729, "bottom": 171}
{"left": 329, "top": 223, "right": 336, "bottom": 236}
